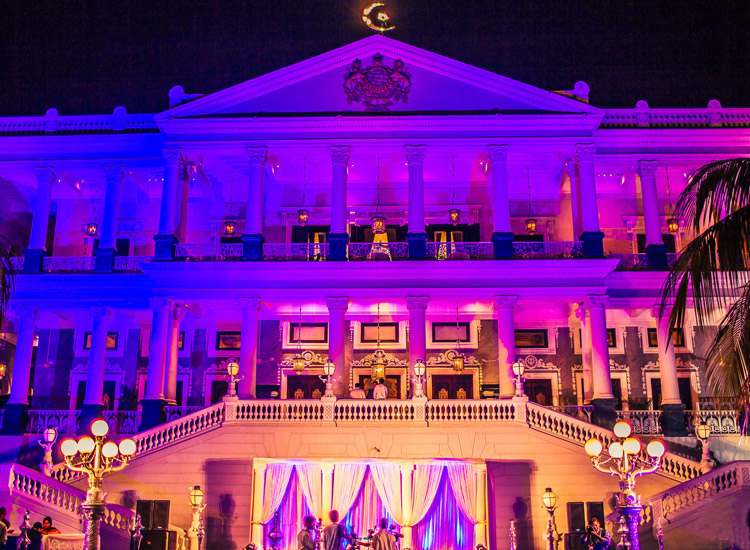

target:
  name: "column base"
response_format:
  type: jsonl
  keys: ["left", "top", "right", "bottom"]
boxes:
{"left": 660, "top": 402, "right": 688, "bottom": 436}
{"left": 139, "top": 399, "right": 167, "bottom": 431}
{"left": 241, "top": 233, "right": 264, "bottom": 260}
{"left": 327, "top": 232, "right": 349, "bottom": 260}
{"left": 153, "top": 234, "right": 177, "bottom": 260}
{"left": 407, "top": 232, "right": 427, "bottom": 259}
{"left": 646, "top": 243, "right": 668, "bottom": 270}
{"left": 94, "top": 248, "right": 116, "bottom": 272}
{"left": 0, "top": 403, "right": 29, "bottom": 435}
{"left": 79, "top": 404, "right": 105, "bottom": 434}
{"left": 590, "top": 397, "right": 618, "bottom": 428}
{"left": 491, "top": 232, "right": 514, "bottom": 259}
{"left": 22, "top": 248, "right": 47, "bottom": 273}
{"left": 581, "top": 231, "right": 605, "bottom": 258}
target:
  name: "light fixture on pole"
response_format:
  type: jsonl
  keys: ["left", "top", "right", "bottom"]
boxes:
{"left": 188, "top": 485, "right": 206, "bottom": 550}
{"left": 525, "top": 167, "right": 537, "bottom": 235}
{"left": 39, "top": 426, "right": 57, "bottom": 476}
{"left": 413, "top": 358, "right": 426, "bottom": 398}
{"left": 223, "top": 170, "right": 238, "bottom": 237}
{"left": 60, "top": 419, "right": 136, "bottom": 550}
{"left": 298, "top": 156, "right": 310, "bottom": 227}
{"left": 85, "top": 222, "right": 99, "bottom": 237}
{"left": 512, "top": 357, "right": 525, "bottom": 397}
{"left": 292, "top": 305, "right": 307, "bottom": 374}
{"left": 696, "top": 422, "right": 714, "bottom": 473}
{"left": 371, "top": 303, "right": 386, "bottom": 380}
{"left": 319, "top": 359, "right": 336, "bottom": 398}
{"left": 371, "top": 156, "right": 386, "bottom": 234}
{"left": 452, "top": 304, "right": 465, "bottom": 372}
{"left": 584, "top": 420, "right": 666, "bottom": 550}
{"left": 666, "top": 168, "right": 679, "bottom": 235}
{"left": 448, "top": 155, "right": 460, "bottom": 226}
{"left": 225, "top": 358, "right": 241, "bottom": 398}
{"left": 541, "top": 487, "right": 559, "bottom": 550}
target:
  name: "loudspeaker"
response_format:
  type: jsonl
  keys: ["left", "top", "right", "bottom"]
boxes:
{"left": 136, "top": 500, "right": 170, "bottom": 531}
{"left": 136, "top": 500, "right": 154, "bottom": 530}
{"left": 586, "top": 501, "right": 605, "bottom": 526}
{"left": 141, "top": 530, "right": 176, "bottom": 550}
{"left": 567, "top": 502, "right": 586, "bottom": 533}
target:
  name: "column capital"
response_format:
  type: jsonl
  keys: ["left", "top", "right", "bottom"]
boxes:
{"left": 406, "top": 296, "right": 429, "bottom": 311}
{"left": 163, "top": 147, "right": 182, "bottom": 166}
{"left": 405, "top": 145, "right": 426, "bottom": 164}
{"left": 34, "top": 166, "right": 56, "bottom": 185}
{"left": 488, "top": 145, "right": 509, "bottom": 163}
{"left": 585, "top": 295, "right": 608, "bottom": 309}
{"left": 576, "top": 143, "right": 596, "bottom": 161}
{"left": 89, "top": 306, "right": 113, "bottom": 321}
{"left": 493, "top": 295, "right": 518, "bottom": 310}
{"left": 637, "top": 160, "right": 660, "bottom": 178}
{"left": 239, "top": 297, "right": 262, "bottom": 311}
{"left": 575, "top": 302, "right": 587, "bottom": 321}
{"left": 14, "top": 307, "right": 38, "bottom": 323}
{"left": 399, "top": 462, "right": 415, "bottom": 475}
{"left": 173, "top": 306, "right": 186, "bottom": 322}
{"left": 247, "top": 146, "right": 268, "bottom": 166}
{"left": 252, "top": 461, "right": 268, "bottom": 473}
{"left": 330, "top": 146, "right": 351, "bottom": 165}
{"left": 150, "top": 297, "right": 173, "bottom": 311}
{"left": 326, "top": 296, "right": 350, "bottom": 312}
{"left": 473, "top": 462, "right": 487, "bottom": 474}
{"left": 103, "top": 164, "right": 126, "bottom": 183}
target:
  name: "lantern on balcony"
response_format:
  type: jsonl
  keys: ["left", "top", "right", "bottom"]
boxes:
{"left": 451, "top": 352, "right": 465, "bottom": 372}
{"left": 449, "top": 208, "right": 461, "bottom": 226}
{"left": 371, "top": 349, "right": 386, "bottom": 381}
{"left": 371, "top": 215, "right": 386, "bottom": 235}
{"left": 667, "top": 217, "right": 679, "bottom": 235}
{"left": 0, "top": 363, "right": 5, "bottom": 379}
{"left": 297, "top": 209, "right": 310, "bottom": 227}
{"left": 292, "top": 354, "right": 307, "bottom": 373}
{"left": 525, "top": 217, "right": 537, "bottom": 235}
{"left": 85, "top": 222, "right": 99, "bottom": 237}
{"left": 222, "top": 220, "right": 237, "bottom": 237}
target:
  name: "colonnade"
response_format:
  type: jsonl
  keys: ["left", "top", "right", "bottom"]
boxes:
{"left": 2, "top": 296, "right": 686, "bottom": 435}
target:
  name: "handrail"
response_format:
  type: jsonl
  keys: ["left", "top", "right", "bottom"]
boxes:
{"left": 512, "top": 241, "right": 583, "bottom": 258}
{"left": 0, "top": 111, "right": 156, "bottom": 133}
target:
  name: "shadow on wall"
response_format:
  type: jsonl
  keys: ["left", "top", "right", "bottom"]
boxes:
{"left": 205, "top": 459, "right": 253, "bottom": 550}
{"left": 487, "top": 460, "right": 533, "bottom": 550}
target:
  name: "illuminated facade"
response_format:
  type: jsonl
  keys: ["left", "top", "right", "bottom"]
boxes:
{"left": 0, "top": 36, "right": 748, "bottom": 550}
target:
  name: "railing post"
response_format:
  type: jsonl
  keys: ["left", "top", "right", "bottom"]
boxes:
{"left": 222, "top": 398, "right": 238, "bottom": 424}
{"left": 322, "top": 396, "right": 336, "bottom": 426}
{"left": 412, "top": 396, "right": 428, "bottom": 426}
{"left": 512, "top": 396, "right": 528, "bottom": 424}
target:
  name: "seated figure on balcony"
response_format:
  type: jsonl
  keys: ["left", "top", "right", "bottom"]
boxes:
{"left": 373, "top": 379, "right": 388, "bottom": 399}
{"left": 350, "top": 383, "right": 366, "bottom": 399}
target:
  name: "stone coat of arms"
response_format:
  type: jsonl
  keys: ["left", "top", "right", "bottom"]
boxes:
{"left": 343, "top": 53, "right": 411, "bottom": 112}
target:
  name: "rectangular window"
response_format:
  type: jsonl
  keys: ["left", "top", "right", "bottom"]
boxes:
{"left": 431, "top": 322, "right": 471, "bottom": 343}
{"left": 216, "top": 331, "right": 242, "bottom": 350}
{"left": 83, "top": 331, "right": 119, "bottom": 351}
{"left": 360, "top": 322, "right": 399, "bottom": 343}
{"left": 647, "top": 328, "right": 684, "bottom": 348}
{"left": 514, "top": 329, "right": 548, "bottom": 349}
{"left": 177, "top": 331, "right": 185, "bottom": 351}
{"left": 579, "top": 328, "right": 617, "bottom": 348}
{"left": 290, "top": 323, "right": 328, "bottom": 344}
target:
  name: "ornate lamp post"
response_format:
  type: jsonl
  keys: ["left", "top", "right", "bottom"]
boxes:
{"left": 541, "top": 487, "right": 559, "bottom": 550}
{"left": 584, "top": 420, "right": 666, "bottom": 550}
{"left": 413, "top": 358, "right": 426, "bottom": 399}
{"left": 512, "top": 358, "right": 526, "bottom": 398}
{"left": 39, "top": 426, "right": 57, "bottom": 476}
{"left": 188, "top": 485, "right": 206, "bottom": 550}
{"left": 320, "top": 359, "right": 335, "bottom": 398}
{"left": 696, "top": 422, "right": 714, "bottom": 473}
{"left": 225, "top": 358, "right": 242, "bottom": 398}
{"left": 60, "top": 419, "right": 136, "bottom": 550}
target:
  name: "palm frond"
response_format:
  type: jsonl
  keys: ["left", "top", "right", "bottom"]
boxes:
{"left": 0, "top": 236, "right": 16, "bottom": 325}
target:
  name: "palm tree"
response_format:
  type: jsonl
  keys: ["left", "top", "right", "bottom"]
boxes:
{"left": 660, "top": 159, "right": 750, "bottom": 430}
{"left": 0, "top": 236, "right": 14, "bottom": 327}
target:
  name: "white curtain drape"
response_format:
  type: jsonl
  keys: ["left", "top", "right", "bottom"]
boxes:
{"left": 331, "top": 464, "right": 367, "bottom": 519}
{"left": 407, "top": 464, "right": 444, "bottom": 527}
{"left": 446, "top": 463, "right": 478, "bottom": 524}
{"left": 369, "top": 463, "right": 404, "bottom": 525}
{"left": 260, "top": 462, "right": 295, "bottom": 523}
{"left": 296, "top": 464, "right": 326, "bottom": 520}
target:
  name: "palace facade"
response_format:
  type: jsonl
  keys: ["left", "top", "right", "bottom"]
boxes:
{"left": 0, "top": 36, "right": 748, "bottom": 550}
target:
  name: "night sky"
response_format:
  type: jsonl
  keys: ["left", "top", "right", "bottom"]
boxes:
{"left": 2, "top": 0, "right": 750, "bottom": 116}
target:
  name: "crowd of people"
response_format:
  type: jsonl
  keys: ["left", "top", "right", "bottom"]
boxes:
{"left": 349, "top": 380, "right": 389, "bottom": 400}
{"left": 297, "top": 510, "right": 400, "bottom": 550}
{"left": 0, "top": 508, "right": 61, "bottom": 550}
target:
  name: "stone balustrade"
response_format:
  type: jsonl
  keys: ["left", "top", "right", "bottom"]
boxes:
{"left": 164, "top": 405, "right": 205, "bottom": 422}
{"left": 262, "top": 242, "right": 329, "bottom": 260}
{"left": 611, "top": 253, "right": 650, "bottom": 269}
{"left": 42, "top": 256, "right": 95, "bottom": 273}
{"left": 616, "top": 410, "right": 663, "bottom": 434}
{"left": 26, "top": 410, "right": 81, "bottom": 435}
{"left": 425, "top": 241, "right": 494, "bottom": 260}
{"left": 112, "top": 255, "right": 152, "bottom": 272}
{"left": 9, "top": 257, "right": 24, "bottom": 272}
{"left": 174, "top": 243, "right": 243, "bottom": 260}
{"left": 348, "top": 242, "right": 409, "bottom": 260}
{"left": 512, "top": 241, "right": 583, "bottom": 258}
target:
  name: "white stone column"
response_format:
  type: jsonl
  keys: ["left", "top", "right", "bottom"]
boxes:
{"left": 406, "top": 145, "right": 426, "bottom": 233}
{"left": 489, "top": 145, "right": 510, "bottom": 233}
{"left": 576, "top": 144, "right": 600, "bottom": 234}
{"left": 653, "top": 310, "right": 682, "bottom": 405}
{"left": 145, "top": 298, "right": 172, "bottom": 400}
{"left": 638, "top": 161, "right": 663, "bottom": 246}
{"left": 99, "top": 165, "right": 125, "bottom": 250}
{"left": 163, "top": 306, "right": 184, "bottom": 405}
{"left": 239, "top": 298, "right": 262, "bottom": 399}
{"left": 157, "top": 149, "right": 182, "bottom": 236}
{"left": 407, "top": 297, "right": 428, "bottom": 397}
{"left": 326, "top": 297, "right": 349, "bottom": 397}
{"left": 400, "top": 463, "right": 414, "bottom": 549}
{"left": 246, "top": 147, "right": 267, "bottom": 236}
{"left": 474, "top": 462, "right": 488, "bottom": 549}
{"left": 321, "top": 463, "right": 335, "bottom": 525}
{"left": 250, "top": 461, "right": 267, "bottom": 545}
{"left": 329, "top": 146, "right": 351, "bottom": 235}
{"left": 586, "top": 296, "right": 613, "bottom": 400}
{"left": 576, "top": 303, "right": 594, "bottom": 403}
{"left": 28, "top": 167, "right": 55, "bottom": 251}
{"left": 84, "top": 307, "right": 112, "bottom": 407}
{"left": 494, "top": 296, "right": 518, "bottom": 398}
{"left": 7, "top": 309, "right": 37, "bottom": 405}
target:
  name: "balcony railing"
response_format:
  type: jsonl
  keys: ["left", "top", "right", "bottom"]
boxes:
{"left": 348, "top": 242, "right": 409, "bottom": 260}
{"left": 426, "top": 242, "right": 493, "bottom": 260}
{"left": 42, "top": 256, "right": 95, "bottom": 273}
{"left": 616, "top": 410, "right": 663, "bottom": 434}
{"left": 9, "top": 257, "right": 24, "bottom": 272}
{"left": 549, "top": 405, "right": 594, "bottom": 423}
{"left": 102, "top": 410, "right": 141, "bottom": 434}
{"left": 24, "top": 409, "right": 141, "bottom": 435}
{"left": 512, "top": 241, "right": 584, "bottom": 259}
{"left": 164, "top": 405, "right": 205, "bottom": 422}
{"left": 112, "top": 255, "right": 152, "bottom": 272}
{"left": 262, "top": 243, "right": 329, "bottom": 261}
{"left": 685, "top": 409, "right": 742, "bottom": 434}
{"left": 611, "top": 253, "right": 650, "bottom": 270}
{"left": 174, "top": 243, "right": 243, "bottom": 261}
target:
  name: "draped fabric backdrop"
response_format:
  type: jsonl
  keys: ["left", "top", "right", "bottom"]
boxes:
{"left": 260, "top": 463, "right": 295, "bottom": 524}
{"left": 412, "top": 470, "right": 474, "bottom": 550}
{"left": 343, "top": 469, "right": 394, "bottom": 540}
{"left": 445, "top": 463, "right": 478, "bottom": 524}
{"left": 296, "top": 464, "right": 325, "bottom": 520}
{"left": 407, "top": 464, "right": 444, "bottom": 528}
{"left": 369, "top": 462, "right": 405, "bottom": 525}
{"left": 264, "top": 471, "right": 312, "bottom": 550}
{"left": 331, "top": 463, "right": 368, "bottom": 519}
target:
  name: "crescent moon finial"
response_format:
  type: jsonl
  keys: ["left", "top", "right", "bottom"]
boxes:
{"left": 362, "top": 2, "right": 396, "bottom": 33}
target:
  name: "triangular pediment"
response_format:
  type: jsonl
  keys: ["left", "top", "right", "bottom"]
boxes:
{"left": 159, "top": 36, "right": 600, "bottom": 118}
